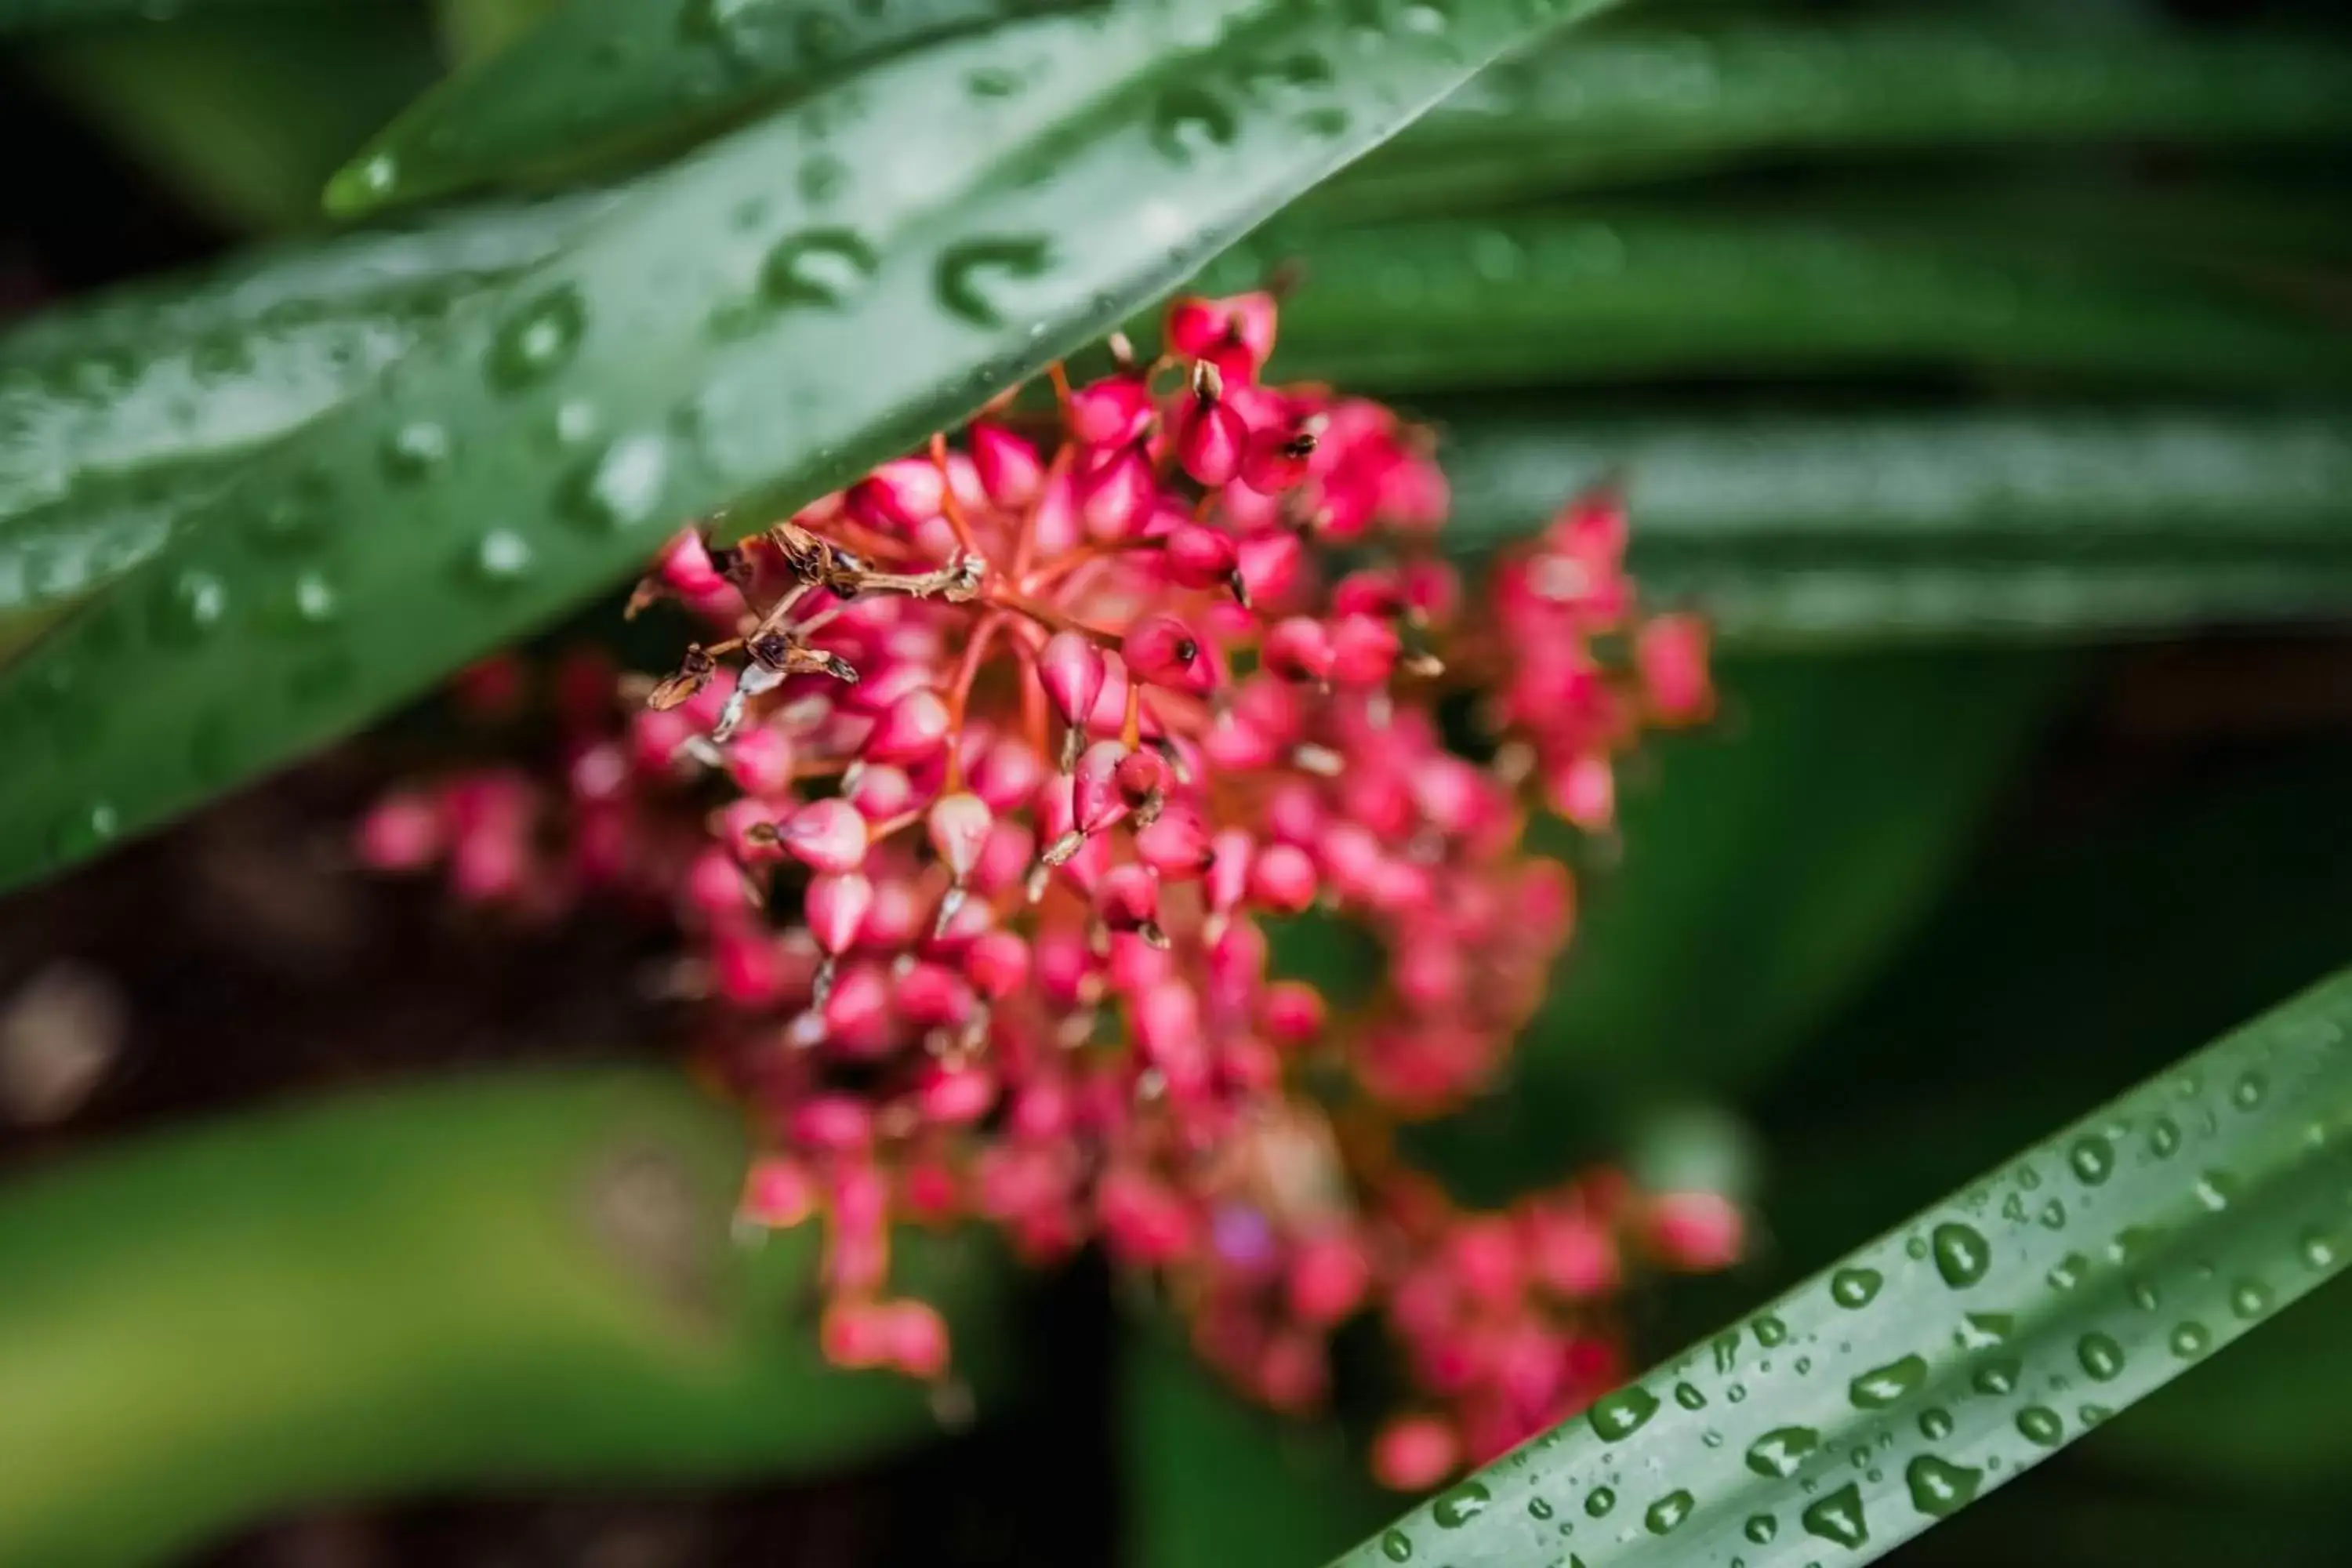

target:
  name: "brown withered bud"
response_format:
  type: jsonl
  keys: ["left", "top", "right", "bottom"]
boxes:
{"left": 645, "top": 645, "right": 717, "bottom": 710}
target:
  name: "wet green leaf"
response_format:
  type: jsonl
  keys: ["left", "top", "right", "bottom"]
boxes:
{"left": 0, "top": 1068, "right": 1013, "bottom": 1565}
{"left": 1438, "top": 407, "right": 2352, "bottom": 644}
{"left": 1326, "top": 17, "right": 2352, "bottom": 215}
{"left": 1328, "top": 967, "right": 2352, "bottom": 1568}
{"left": 0, "top": 0, "right": 1591, "bottom": 894}
{"left": 326, "top": 0, "right": 1117, "bottom": 216}
{"left": 1219, "top": 212, "right": 2352, "bottom": 393}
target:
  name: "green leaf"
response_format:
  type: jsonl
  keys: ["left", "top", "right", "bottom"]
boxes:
{"left": 23, "top": 9, "right": 443, "bottom": 232}
{"left": 1326, "top": 968, "right": 2352, "bottom": 1568}
{"left": 0, "top": 1067, "right": 1013, "bottom": 1565}
{"left": 0, "top": 463, "right": 227, "bottom": 659}
{"left": 1323, "top": 17, "right": 2352, "bottom": 216}
{"left": 1437, "top": 407, "right": 2352, "bottom": 644}
{"left": 325, "top": 0, "right": 1115, "bottom": 216}
{"left": 0, "top": 196, "right": 597, "bottom": 528}
{"left": 1123, "top": 1322, "right": 1393, "bottom": 1568}
{"left": 1219, "top": 213, "right": 2352, "bottom": 393}
{"left": 0, "top": 0, "right": 1591, "bottom": 895}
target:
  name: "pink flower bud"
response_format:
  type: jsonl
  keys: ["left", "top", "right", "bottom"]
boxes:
{"left": 1165, "top": 291, "right": 1278, "bottom": 371}
{"left": 356, "top": 792, "right": 442, "bottom": 872}
{"left": 1099, "top": 1167, "right": 1198, "bottom": 1265}
{"left": 970, "top": 735, "right": 1045, "bottom": 811}
{"left": 846, "top": 456, "right": 946, "bottom": 531}
{"left": 1037, "top": 630, "right": 1107, "bottom": 730}
{"left": 1132, "top": 978, "right": 1207, "bottom": 1093}
{"left": 822, "top": 964, "right": 898, "bottom": 1054}
{"left": 1249, "top": 842, "right": 1317, "bottom": 913}
{"left": 1067, "top": 373, "right": 1154, "bottom": 448}
{"left": 820, "top": 1299, "right": 892, "bottom": 1370}
{"left": 1372, "top": 1415, "right": 1459, "bottom": 1492}
{"left": 805, "top": 871, "right": 873, "bottom": 955}
{"left": 1649, "top": 1190, "right": 1744, "bottom": 1271}
{"left": 1261, "top": 980, "right": 1326, "bottom": 1046}
{"left": 1121, "top": 614, "right": 1214, "bottom": 695}
{"left": 1077, "top": 443, "right": 1156, "bottom": 540}
{"left": 845, "top": 763, "right": 916, "bottom": 821}
{"left": 865, "top": 687, "right": 952, "bottom": 764}
{"left": 1328, "top": 613, "right": 1400, "bottom": 686}
{"left": 779, "top": 797, "right": 868, "bottom": 872}
{"left": 1233, "top": 530, "right": 1302, "bottom": 608}
{"left": 970, "top": 419, "right": 1042, "bottom": 508}
{"left": 1240, "top": 426, "right": 1316, "bottom": 495}
{"left": 1113, "top": 746, "right": 1168, "bottom": 809}
{"left": 1207, "top": 827, "right": 1253, "bottom": 913}
{"left": 1550, "top": 751, "right": 1615, "bottom": 830}
{"left": 1637, "top": 614, "right": 1712, "bottom": 720}
{"left": 1162, "top": 521, "right": 1240, "bottom": 590}
{"left": 926, "top": 791, "right": 993, "bottom": 882}
{"left": 1261, "top": 616, "right": 1334, "bottom": 683}
{"left": 655, "top": 527, "right": 728, "bottom": 596}
{"left": 1175, "top": 397, "right": 1247, "bottom": 487}
{"left": 709, "top": 926, "right": 786, "bottom": 1006}
{"left": 685, "top": 845, "right": 753, "bottom": 919}
{"left": 740, "top": 1155, "right": 817, "bottom": 1228}
{"left": 1288, "top": 1232, "right": 1371, "bottom": 1327}
{"left": 1097, "top": 863, "right": 1161, "bottom": 936}
{"left": 881, "top": 1298, "right": 951, "bottom": 1379}
{"left": 724, "top": 724, "right": 795, "bottom": 797}
{"left": 916, "top": 1062, "right": 997, "bottom": 1126}
{"left": 964, "top": 929, "right": 1030, "bottom": 1000}
{"left": 1136, "top": 810, "right": 1214, "bottom": 877}
{"left": 1531, "top": 1209, "right": 1619, "bottom": 1298}
{"left": 1072, "top": 740, "right": 1131, "bottom": 836}
{"left": 789, "top": 1093, "right": 872, "bottom": 1153}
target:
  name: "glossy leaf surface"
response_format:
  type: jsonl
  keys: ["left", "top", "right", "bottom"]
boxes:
{"left": 0, "top": 0, "right": 1587, "bottom": 894}
{"left": 1329, "top": 968, "right": 2352, "bottom": 1567}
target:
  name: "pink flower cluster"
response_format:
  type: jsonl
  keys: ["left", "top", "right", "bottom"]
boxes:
{"left": 358, "top": 290, "right": 1732, "bottom": 1483}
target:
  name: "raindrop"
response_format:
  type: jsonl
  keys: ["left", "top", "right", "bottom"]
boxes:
{"left": 2148, "top": 1116, "right": 2181, "bottom": 1156}
{"left": 1431, "top": 1481, "right": 1488, "bottom": 1529}
{"left": 1643, "top": 1490, "right": 1694, "bottom": 1536}
{"left": 1583, "top": 1487, "right": 1615, "bottom": 1519}
{"left": 2040, "top": 1200, "right": 2068, "bottom": 1229}
{"left": 151, "top": 569, "right": 227, "bottom": 644}
{"left": 1918, "top": 1407, "right": 1955, "bottom": 1442}
{"left": 1905, "top": 1455, "right": 1982, "bottom": 1518}
{"left": 2016, "top": 1406, "right": 2063, "bottom": 1446}
{"left": 49, "top": 802, "right": 120, "bottom": 860}
{"left": 2231, "top": 1279, "right": 2274, "bottom": 1319}
{"left": 1831, "top": 1267, "right": 1883, "bottom": 1308}
{"left": 2196, "top": 1171, "right": 2239, "bottom": 1211}
{"left": 1588, "top": 1385, "right": 1660, "bottom": 1441}
{"left": 1149, "top": 85, "right": 1239, "bottom": 163}
{"left": 561, "top": 434, "right": 670, "bottom": 532}
{"left": 1972, "top": 1358, "right": 2021, "bottom": 1397}
{"left": 1527, "top": 1497, "right": 1554, "bottom": 1521}
{"left": 1379, "top": 1529, "right": 1411, "bottom": 1562}
{"left": 469, "top": 529, "right": 532, "bottom": 586}
{"left": 2079, "top": 1403, "right": 2114, "bottom": 1426}
{"left": 2069, "top": 1135, "right": 2114, "bottom": 1185}
{"left": 2046, "top": 1252, "right": 2089, "bottom": 1291}
{"left": 2234, "top": 1070, "right": 2268, "bottom": 1109}
{"left": 1849, "top": 1355, "right": 1926, "bottom": 1409}
{"left": 1743, "top": 1514, "right": 1777, "bottom": 1545}
{"left": 2130, "top": 1279, "right": 2160, "bottom": 1312}
{"left": 1745, "top": 1425, "right": 1818, "bottom": 1479}
{"left": 488, "top": 284, "right": 588, "bottom": 388}
{"left": 1674, "top": 1381, "right": 1705, "bottom": 1410}
{"left": 762, "top": 229, "right": 879, "bottom": 309}
{"left": 1957, "top": 1312, "right": 2013, "bottom": 1349}
{"left": 554, "top": 400, "right": 600, "bottom": 448}
{"left": 2301, "top": 1229, "right": 2338, "bottom": 1269}
{"left": 383, "top": 421, "right": 452, "bottom": 479}
{"left": 1754, "top": 1315, "right": 1789, "bottom": 1348}
{"left": 1932, "top": 1221, "right": 1991, "bottom": 1287}
{"left": 1800, "top": 1483, "right": 1869, "bottom": 1549}
{"left": 935, "top": 235, "right": 1053, "bottom": 328}
{"left": 2077, "top": 1333, "right": 2125, "bottom": 1381}
{"left": 344, "top": 152, "right": 398, "bottom": 203}
{"left": 2171, "top": 1321, "right": 2211, "bottom": 1357}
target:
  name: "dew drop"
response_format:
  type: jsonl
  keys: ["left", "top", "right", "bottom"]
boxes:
{"left": 1849, "top": 1355, "right": 1926, "bottom": 1410}
{"left": 1643, "top": 1490, "right": 1694, "bottom": 1536}
{"left": 2047, "top": 1252, "right": 2089, "bottom": 1291}
{"left": 2232, "top": 1279, "right": 2274, "bottom": 1319}
{"left": 1830, "top": 1266, "right": 1882, "bottom": 1308}
{"left": 761, "top": 228, "right": 879, "bottom": 309}
{"left": 561, "top": 434, "right": 670, "bottom": 532}
{"left": 1431, "top": 1480, "right": 1488, "bottom": 1529}
{"left": 488, "top": 284, "right": 587, "bottom": 388}
{"left": 2148, "top": 1116, "right": 2182, "bottom": 1157}
{"left": 1972, "top": 1358, "right": 2021, "bottom": 1397}
{"left": 470, "top": 529, "right": 532, "bottom": 586}
{"left": 2234, "top": 1070, "right": 2268, "bottom": 1109}
{"left": 1673, "top": 1381, "right": 1705, "bottom": 1410}
{"left": 152, "top": 569, "right": 227, "bottom": 644}
{"left": 49, "top": 801, "right": 119, "bottom": 860}
{"left": 1754, "top": 1315, "right": 1789, "bottom": 1348}
{"left": 1745, "top": 1425, "right": 1818, "bottom": 1479}
{"left": 1588, "top": 1385, "right": 1660, "bottom": 1442}
{"left": 383, "top": 421, "right": 452, "bottom": 478}
{"left": 1958, "top": 1312, "right": 2014, "bottom": 1349}
{"left": 1149, "top": 84, "right": 1239, "bottom": 162}
{"left": 1800, "top": 1483, "right": 1869, "bottom": 1549}
{"left": 2077, "top": 1332, "right": 2125, "bottom": 1381}
{"left": 2040, "top": 1199, "right": 2068, "bottom": 1229}
{"left": 1905, "top": 1454, "right": 1982, "bottom": 1518}
{"left": 1378, "top": 1528, "right": 1411, "bottom": 1562}
{"left": 1743, "top": 1514, "right": 1777, "bottom": 1545}
{"left": 2196, "top": 1171, "right": 2238, "bottom": 1211}
{"left": 1932, "top": 1221, "right": 1991, "bottom": 1287}
{"left": 1583, "top": 1486, "right": 1615, "bottom": 1519}
{"left": 2302, "top": 1229, "right": 2338, "bottom": 1269}
{"left": 1918, "top": 1407, "right": 1955, "bottom": 1442}
{"left": 1527, "top": 1497, "right": 1554, "bottom": 1521}
{"left": 935, "top": 235, "right": 1052, "bottom": 328}
{"left": 2016, "top": 1406, "right": 2063, "bottom": 1446}
{"left": 2069, "top": 1135, "right": 2114, "bottom": 1185}
{"left": 2171, "top": 1320, "right": 2211, "bottom": 1357}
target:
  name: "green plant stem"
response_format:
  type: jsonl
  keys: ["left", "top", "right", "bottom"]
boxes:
{"left": 0, "top": 1069, "right": 1013, "bottom": 1566}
